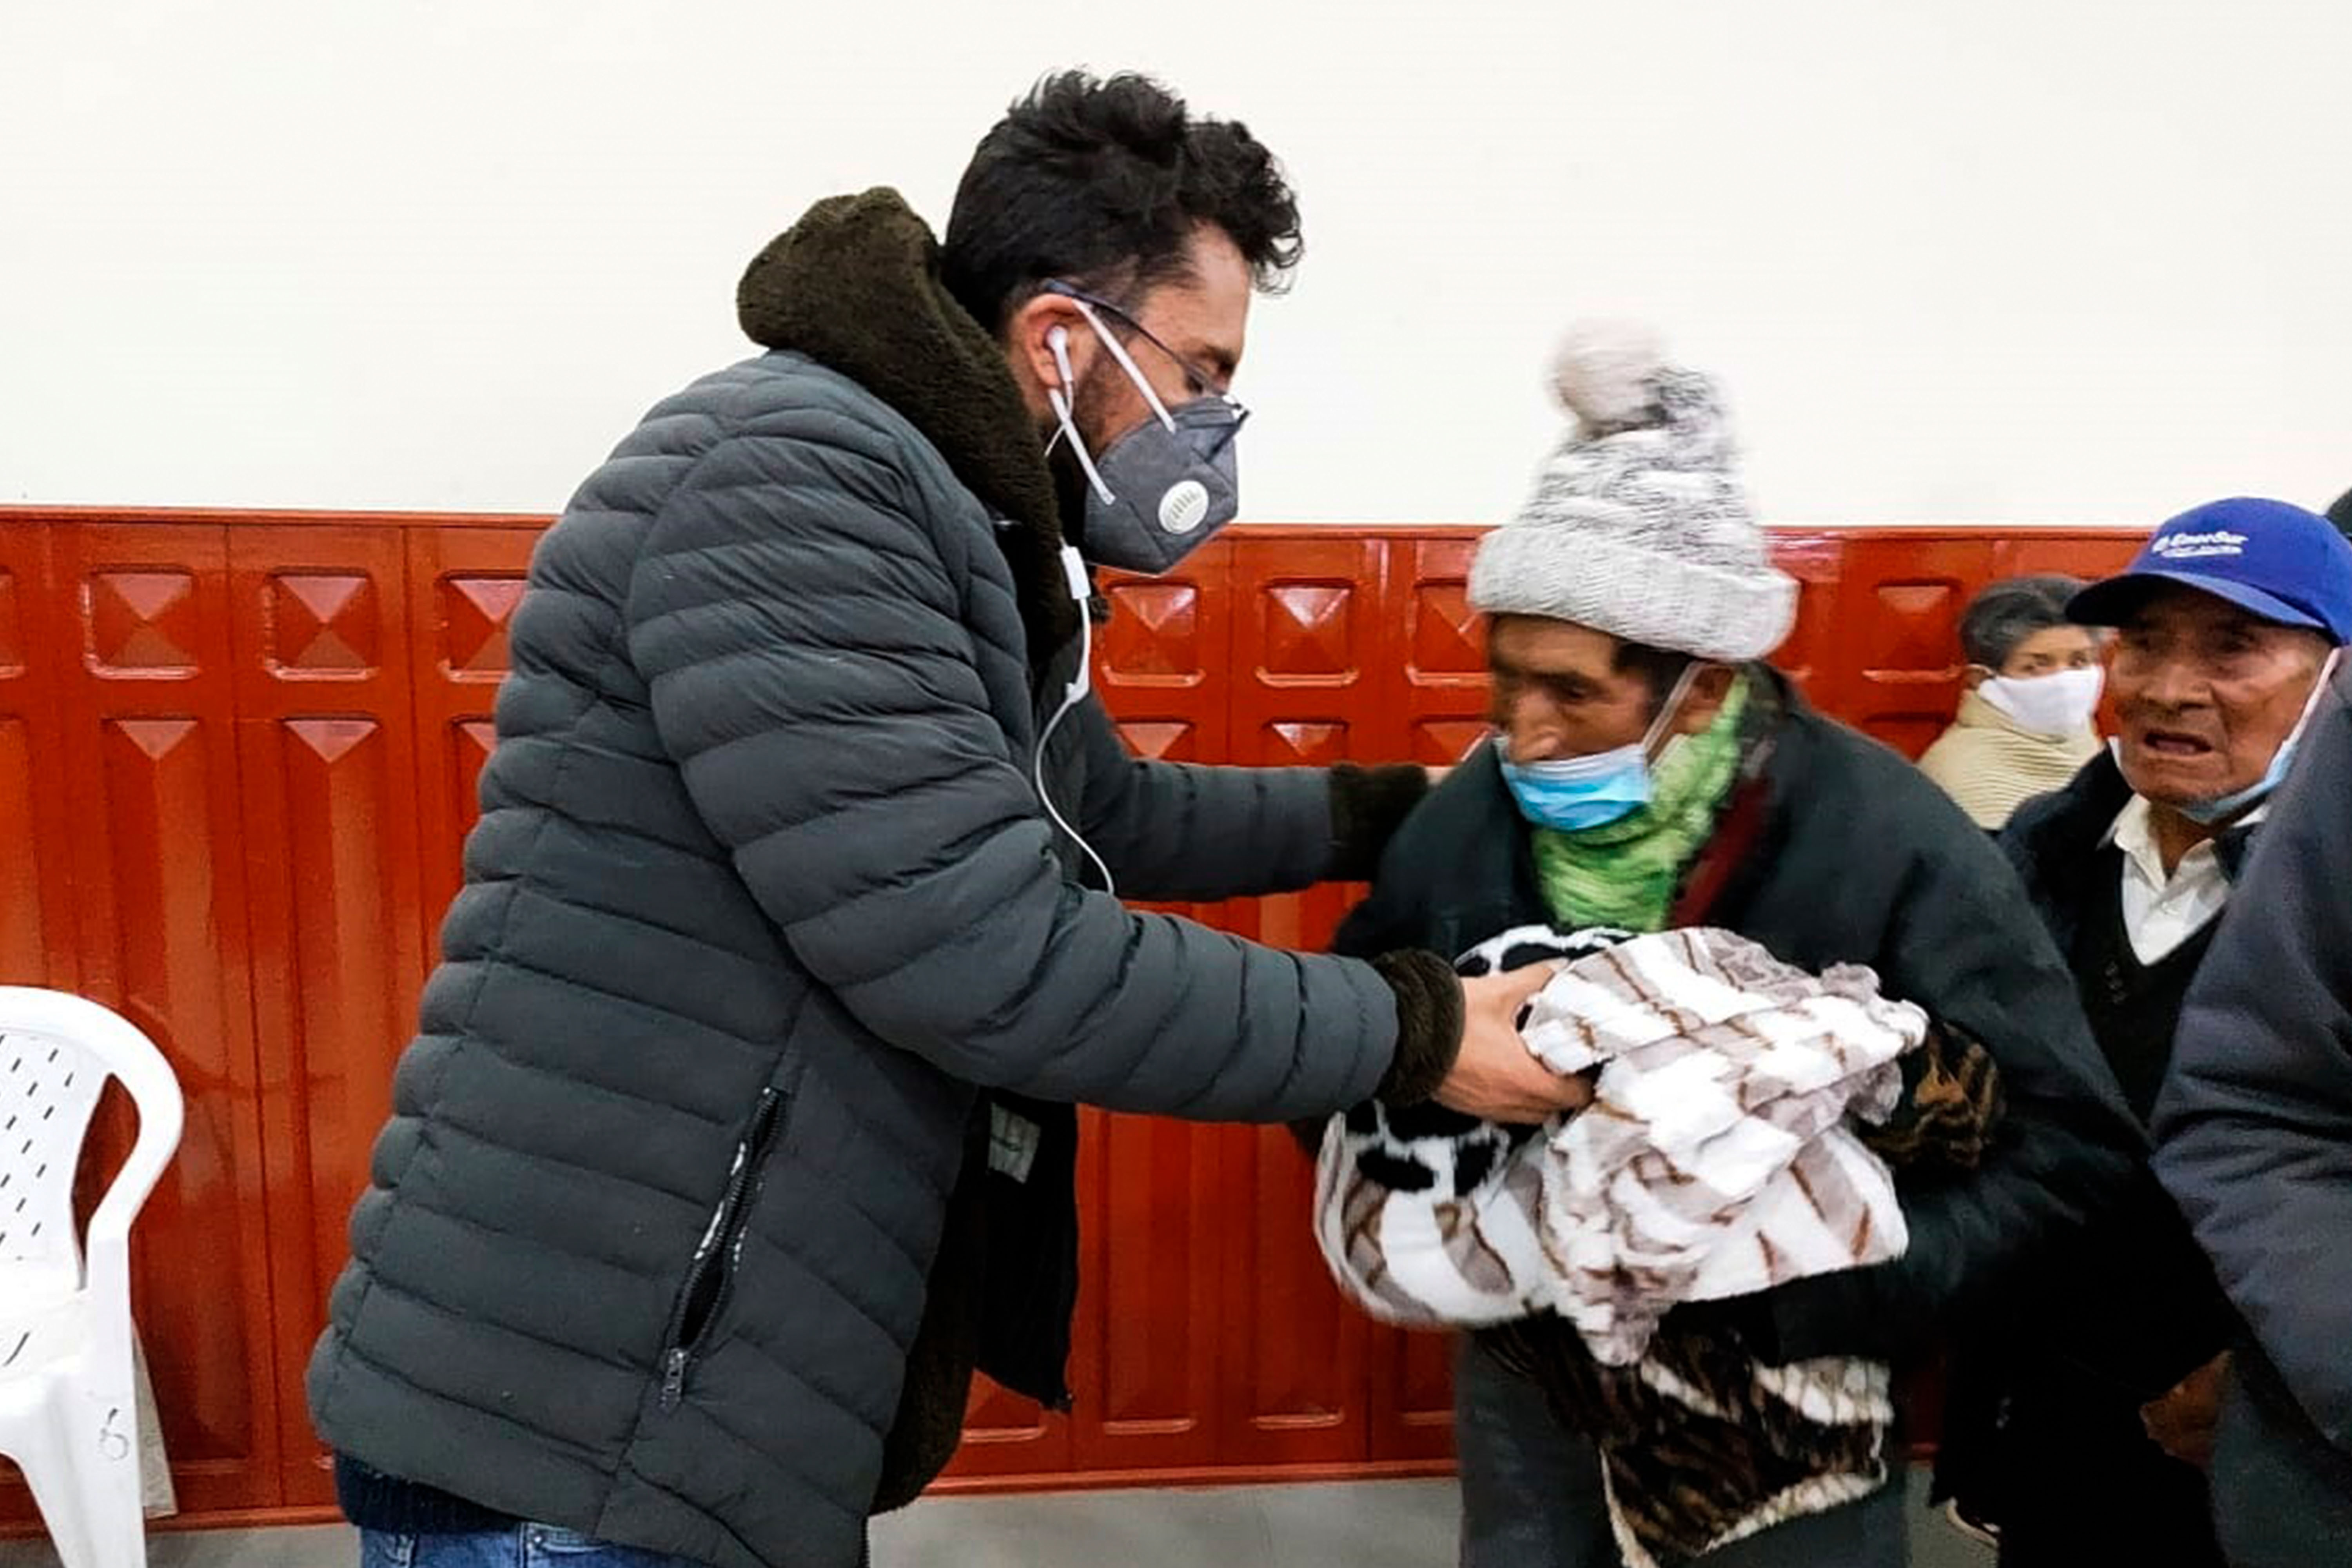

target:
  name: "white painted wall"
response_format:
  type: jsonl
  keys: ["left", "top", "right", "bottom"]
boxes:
{"left": 3, "top": 0, "right": 2345, "bottom": 526}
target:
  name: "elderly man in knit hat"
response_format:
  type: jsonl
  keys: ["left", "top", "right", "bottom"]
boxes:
{"left": 1937, "top": 497, "right": 2352, "bottom": 1567}
{"left": 1327, "top": 327, "right": 2140, "bottom": 1567}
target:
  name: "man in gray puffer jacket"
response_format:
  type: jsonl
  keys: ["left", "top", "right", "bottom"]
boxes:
{"left": 307, "top": 71, "right": 1582, "bottom": 1568}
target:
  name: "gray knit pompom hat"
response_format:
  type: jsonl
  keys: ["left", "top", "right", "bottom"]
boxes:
{"left": 1468, "top": 323, "right": 1797, "bottom": 662}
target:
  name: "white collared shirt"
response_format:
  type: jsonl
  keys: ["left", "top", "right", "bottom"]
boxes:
{"left": 2104, "top": 795, "right": 2266, "bottom": 965}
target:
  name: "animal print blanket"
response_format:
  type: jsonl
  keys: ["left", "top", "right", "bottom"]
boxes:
{"left": 1313, "top": 925, "right": 1998, "bottom": 1566}
{"left": 1316, "top": 926, "right": 1929, "bottom": 1358}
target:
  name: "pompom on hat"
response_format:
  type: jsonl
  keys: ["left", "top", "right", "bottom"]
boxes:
{"left": 1468, "top": 323, "right": 1797, "bottom": 663}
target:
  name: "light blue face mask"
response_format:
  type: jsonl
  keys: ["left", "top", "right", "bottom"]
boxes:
{"left": 2176, "top": 647, "right": 2341, "bottom": 824}
{"left": 2179, "top": 752, "right": 2293, "bottom": 826}
{"left": 1496, "top": 668, "right": 1697, "bottom": 833}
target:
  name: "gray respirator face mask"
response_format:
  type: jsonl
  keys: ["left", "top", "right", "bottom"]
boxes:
{"left": 1047, "top": 299, "right": 1246, "bottom": 577}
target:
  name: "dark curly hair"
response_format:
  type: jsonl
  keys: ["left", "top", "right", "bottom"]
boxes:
{"left": 942, "top": 70, "right": 1303, "bottom": 333}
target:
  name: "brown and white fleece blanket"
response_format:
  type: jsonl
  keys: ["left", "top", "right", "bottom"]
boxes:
{"left": 1316, "top": 925, "right": 1928, "bottom": 1357}
{"left": 1313, "top": 926, "right": 1995, "bottom": 1568}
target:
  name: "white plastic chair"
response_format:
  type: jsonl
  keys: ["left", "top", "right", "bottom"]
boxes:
{"left": 0, "top": 988, "right": 185, "bottom": 1568}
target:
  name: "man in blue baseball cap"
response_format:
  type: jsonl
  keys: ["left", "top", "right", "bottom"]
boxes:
{"left": 2074, "top": 494, "right": 2352, "bottom": 643}
{"left": 1936, "top": 496, "right": 2352, "bottom": 1564}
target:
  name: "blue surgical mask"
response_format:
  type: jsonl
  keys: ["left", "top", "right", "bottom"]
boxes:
{"left": 2178, "top": 648, "right": 2342, "bottom": 824}
{"left": 1497, "top": 667, "right": 1699, "bottom": 833}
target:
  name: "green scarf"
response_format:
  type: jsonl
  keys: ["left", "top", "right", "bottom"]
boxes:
{"left": 1531, "top": 676, "right": 1750, "bottom": 934}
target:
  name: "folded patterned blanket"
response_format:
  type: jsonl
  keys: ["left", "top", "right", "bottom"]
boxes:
{"left": 1313, "top": 924, "right": 2001, "bottom": 1567}
{"left": 1317, "top": 925, "right": 1929, "bottom": 1359}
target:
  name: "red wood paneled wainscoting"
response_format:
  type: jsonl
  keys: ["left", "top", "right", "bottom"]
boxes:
{"left": 0, "top": 509, "right": 2140, "bottom": 1532}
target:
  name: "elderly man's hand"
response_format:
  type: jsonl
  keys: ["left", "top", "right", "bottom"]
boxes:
{"left": 1435, "top": 965, "right": 1595, "bottom": 1124}
{"left": 2143, "top": 1354, "right": 2231, "bottom": 1470}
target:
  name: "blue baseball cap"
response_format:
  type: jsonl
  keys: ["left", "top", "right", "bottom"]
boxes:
{"left": 2069, "top": 496, "right": 2352, "bottom": 644}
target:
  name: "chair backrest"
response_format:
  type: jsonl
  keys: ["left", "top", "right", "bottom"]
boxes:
{"left": 0, "top": 989, "right": 184, "bottom": 1300}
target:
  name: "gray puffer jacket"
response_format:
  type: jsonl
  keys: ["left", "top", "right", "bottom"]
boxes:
{"left": 307, "top": 191, "right": 1449, "bottom": 1568}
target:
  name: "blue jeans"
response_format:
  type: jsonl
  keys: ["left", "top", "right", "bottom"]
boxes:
{"left": 359, "top": 1524, "right": 708, "bottom": 1568}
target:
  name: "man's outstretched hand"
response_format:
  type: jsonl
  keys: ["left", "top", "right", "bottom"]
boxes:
{"left": 1435, "top": 964, "right": 1594, "bottom": 1124}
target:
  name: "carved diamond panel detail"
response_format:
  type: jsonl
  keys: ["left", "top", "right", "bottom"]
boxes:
{"left": 1117, "top": 721, "right": 1197, "bottom": 761}
{"left": 1412, "top": 719, "right": 1489, "bottom": 767}
{"left": 0, "top": 570, "right": 20, "bottom": 677}
{"left": 963, "top": 1373, "right": 1051, "bottom": 1445}
{"left": 0, "top": 718, "right": 38, "bottom": 979}
{"left": 452, "top": 720, "right": 498, "bottom": 832}
{"left": 85, "top": 570, "right": 198, "bottom": 674}
{"left": 265, "top": 573, "right": 378, "bottom": 675}
{"left": 1772, "top": 575, "right": 1839, "bottom": 694}
{"left": 1265, "top": 721, "right": 1347, "bottom": 764}
{"left": 1260, "top": 583, "right": 1355, "bottom": 679}
{"left": 440, "top": 577, "right": 525, "bottom": 677}
{"left": 285, "top": 716, "right": 378, "bottom": 766}
{"left": 114, "top": 715, "right": 197, "bottom": 761}
{"left": 1871, "top": 582, "right": 1962, "bottom": 671}
{"left": 1410, "top": 581, "right": 1481, "bottom": 677}
{"left": 1105, "top": 583, "right": 1202, "bottom": 679}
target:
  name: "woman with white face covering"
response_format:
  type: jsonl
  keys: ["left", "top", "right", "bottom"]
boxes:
{"left": 1919, "top": 575, "right": 2105, "bottom": 829}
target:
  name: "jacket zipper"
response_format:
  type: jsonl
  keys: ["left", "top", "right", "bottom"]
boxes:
{"left": 658, "top": 1084, "right": 787, "bottom": 1412}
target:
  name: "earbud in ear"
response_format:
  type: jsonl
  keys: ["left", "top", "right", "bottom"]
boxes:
{"left": 1046, "top": 324, "right": 1080, "bottom": 401}
{"left": 1049, "top": 327, "right": 1082, "bottom": 390}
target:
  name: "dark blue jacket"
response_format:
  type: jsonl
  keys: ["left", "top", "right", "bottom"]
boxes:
{"left": 2156, "top": 662, "right": 2352, "bottom": 1562}
{"left": 1936, "top": 750, "right": 2247, "bottom": 1507}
